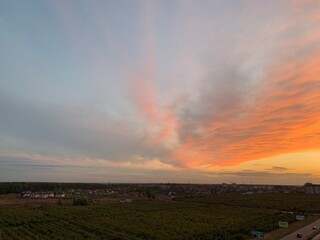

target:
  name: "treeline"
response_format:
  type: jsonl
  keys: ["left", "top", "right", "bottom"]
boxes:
{"left": 0, "top": 182, "right": 108, "bottom": 194}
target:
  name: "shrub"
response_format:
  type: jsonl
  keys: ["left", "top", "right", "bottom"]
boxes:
{"left": 73, "top": 198, "right": 88, "bottom": 206}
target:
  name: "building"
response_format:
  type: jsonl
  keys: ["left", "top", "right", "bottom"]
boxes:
{"left": 305, "top": 183, "right": 320, "bottom": 194}
{"left": 55, "top": 193, "right": 66, "bottom": 198}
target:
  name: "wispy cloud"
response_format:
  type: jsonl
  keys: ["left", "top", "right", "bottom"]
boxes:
{"left": 268, "top": 166, "right": 290, "bottom": 172}
{"left": 169, "top": 1, "right": 320, "bottom": 168}
{"left": 202, "top": 170, "right": 311, "bottom": 178}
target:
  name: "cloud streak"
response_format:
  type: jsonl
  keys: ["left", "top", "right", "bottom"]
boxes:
{"left": 204, "top": 170, "right": 311, "bottom": 178}
{"left": 169, "top": 1, "right": 320, "bottom": 168}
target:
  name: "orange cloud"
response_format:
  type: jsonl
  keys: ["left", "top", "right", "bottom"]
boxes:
{"left": 128, "top": 11, "right": 179, "bottom": 146}
{"left": 151, "top": 110, "right": 179, "bottom": 144}
{"left": 130, "top": 71, "right": 179, "bottom": 145}
{"left": 174, "top": 57, "right": 319, "bottom": 167}
{"left": 130, "top": 69, "right": 158, "bottom": 126}
{"left": 123, "top": 0, "right": 320, "bottom": 170}
{"left": 170, "top": 9, "right": 320, "bottom": 168}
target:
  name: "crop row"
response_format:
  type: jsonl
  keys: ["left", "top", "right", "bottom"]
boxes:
{"left": 0, "top": 200, "right": 286, "bottom": 240}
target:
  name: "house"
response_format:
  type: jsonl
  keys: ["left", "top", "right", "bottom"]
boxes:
{"left": 48, "top": 192, "right": 55, "bottom": 198}
{"left": 31, "top": 192, "right": 41, "bottom": 199}
{"left": 21, "top": 191, "right": 32, "bottom": 198}
{"left": 120, "top": 198, "right": 132, "bottom": 203}
{"left": 55, "top": 193, "right": 66, "bottom": 198}
{"left": 41, "top": 192, "right": 48, "bottom": 199}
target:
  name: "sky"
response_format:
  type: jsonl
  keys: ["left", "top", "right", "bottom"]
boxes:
{"left": 0, "top": 0, "right": 320, "bottom": 185}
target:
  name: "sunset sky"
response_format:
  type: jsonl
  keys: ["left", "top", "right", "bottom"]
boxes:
{"left": 0, "top": 0, "right": 319, "bottom": 184}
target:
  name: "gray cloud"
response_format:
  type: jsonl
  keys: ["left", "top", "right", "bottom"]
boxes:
{"left": 172, "top": 3, "right": 320, "bottom": 166}
{"left": 267, "top": 166, "right": 290, "bottom": 172}
{"left": 0, "top": 91, "right": 163, "bottom": 163}
{"left": 203, "top": 170, "right": 311, "bottom": 178}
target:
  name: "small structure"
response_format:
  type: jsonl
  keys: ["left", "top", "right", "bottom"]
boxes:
{"left": 48, "top": 192, "right": 55, "bottom": 198}
{"left": 21, "top": 191, "right": 32, "bottom": 198}
{"left": 55, "top": 193, "right": 66, "bottom": 198}
{"left": 120, "top": 198, "right": 132, "bottom": 203}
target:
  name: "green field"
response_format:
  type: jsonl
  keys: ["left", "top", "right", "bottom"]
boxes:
{"left": 175, "top": 192, "right": 320, "bottom": 213}
{"left": 0, "top": 193, "right": 319, "bottom": 240}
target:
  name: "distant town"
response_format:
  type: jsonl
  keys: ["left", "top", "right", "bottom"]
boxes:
{"left": 9, "top": 182, "right": 320, "bottom": 200}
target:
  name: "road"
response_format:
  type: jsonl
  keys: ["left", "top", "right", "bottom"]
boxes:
{"left": 281, "top": 219, "right": 320, "bottom": 240}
